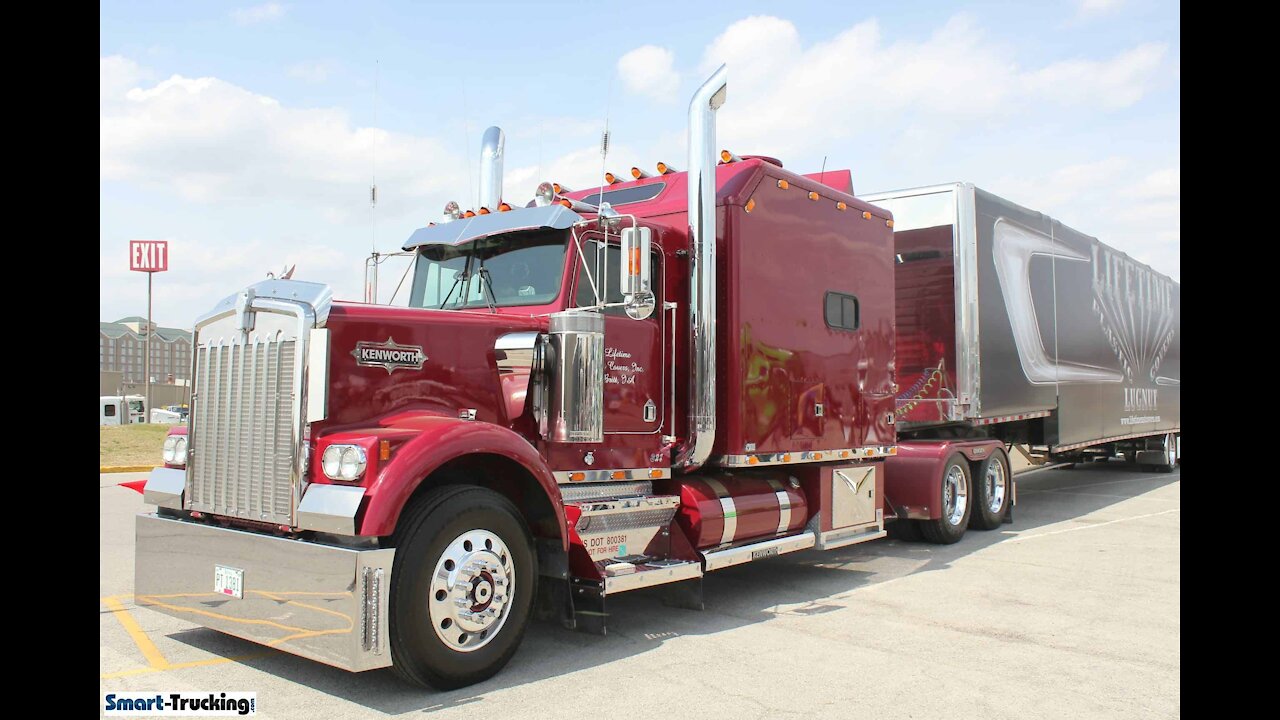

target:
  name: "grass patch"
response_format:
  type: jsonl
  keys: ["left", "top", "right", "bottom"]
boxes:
{"left": 100, "top": 423, "right": 174, "bottom": 467}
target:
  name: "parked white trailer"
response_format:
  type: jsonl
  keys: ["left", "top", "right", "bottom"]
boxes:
{"left": 101, "top": 395, "right": 146, "bottom": 426}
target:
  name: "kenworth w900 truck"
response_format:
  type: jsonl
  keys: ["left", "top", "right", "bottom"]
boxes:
{"left": 137, "top": 66, "right": 1180, "bottom": 689}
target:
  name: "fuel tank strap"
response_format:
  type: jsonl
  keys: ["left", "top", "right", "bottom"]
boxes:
{"left": 766, "top": 478, "right": 792, "bottom": 535}
{"left": 701, "top": 478, "right": 737, "bottom": 546}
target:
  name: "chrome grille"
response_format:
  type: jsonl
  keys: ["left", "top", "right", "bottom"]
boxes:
{"left": 188, "top": 331, "right": 298, "bottom": 524}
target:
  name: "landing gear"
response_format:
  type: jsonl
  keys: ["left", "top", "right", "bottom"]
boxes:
{"left": 389, "top": 486, "right": 537, "bottom": 689}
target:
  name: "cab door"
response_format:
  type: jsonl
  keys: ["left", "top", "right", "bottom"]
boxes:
{"left": 573, "top": 238, "right": 667, "bottom": 435}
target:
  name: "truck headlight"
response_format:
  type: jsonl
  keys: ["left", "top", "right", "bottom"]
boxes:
{"left": 322, "top": 444, "right": 367, "bottom": 482}
{"left": 162, "top": 435, "right": 187, "bottom": 466}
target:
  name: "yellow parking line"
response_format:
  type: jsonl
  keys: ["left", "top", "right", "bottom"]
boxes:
{"left": 103, "top": 595, "right": 169, "bottom": 670}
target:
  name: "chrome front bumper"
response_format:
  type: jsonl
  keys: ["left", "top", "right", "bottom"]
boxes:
{"left": 134, "top": 513, "right": 395, "bottom": 672}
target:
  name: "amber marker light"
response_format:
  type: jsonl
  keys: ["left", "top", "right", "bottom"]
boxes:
{"left": 777, "top": 179, "right": 790, "bottom": 189}
{"left": 379, "top": 440, "right": 391, "bottom": 461}
{"left": 570, "top": 472, "right": 585, "bottom": 482}
{"left": 887, "top": 219, "right": 895, "bottom": 228}
{"left": 862, "top": 211, "right": 872, "bottom": 220}
{"left": 604, "top": 172, "right": 621, "bottom": 184}
{"left": 477, "top": 207, "right": 491, "bottom": 215}
{"left": 745, "top": 198, "right": 756, "bottom": 213}
{"left": 836, "top": 201, "right": 847, "bottom": 211}
{"left": 720, "top": 149, "right": 742, "bottom": 164}
{"left": 631, "top": 167, "right": 652, "bottom": 179}
{"left": 808, "top": 191, "right": 819, "bottom": 201}
{"left": 463, "top": 210, "right": 477, "bottom": 218}
{"left": 649, "top": 469, "right": 664, "bottom": 478}
{"left": 553, "top": 182, "right": 571, "bottom": 194}
{"left": 611, "top": 470, "right": 626, "bottom": 480}
{"left": 656, "top": 161, "right": 676, "bottom": 174}
{"left": 782, "top": 453, "right": 792, "bottom": 462}
{"left": 813, "top": 452, "right": 824, "bottom": 460}
{"left": 498, "top": 202, "right": 513, "bottom": 212}
{"left": 557, "top": 198, "right": 572, "bottom": 208}
{"left": 748, "top": 456, "right": 759, "bottom": 465}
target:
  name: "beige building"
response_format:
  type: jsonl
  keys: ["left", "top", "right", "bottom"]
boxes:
{"left": 100, "top": 316, "right": 192, "bottom": 384}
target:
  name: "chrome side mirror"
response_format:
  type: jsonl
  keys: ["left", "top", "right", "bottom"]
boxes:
{"left": 620, "top": 226, "right": 655, "bottom": 320}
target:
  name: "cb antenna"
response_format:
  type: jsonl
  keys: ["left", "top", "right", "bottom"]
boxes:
{"left": 370, "top": 59, "right": 379, "bottom": 254}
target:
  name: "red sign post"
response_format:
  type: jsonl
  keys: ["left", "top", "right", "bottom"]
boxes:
{"left": 130, "top": 241, "right": 169, "bottom": 422}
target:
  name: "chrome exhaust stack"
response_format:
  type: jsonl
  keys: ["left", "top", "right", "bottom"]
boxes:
{"left": 478, "top": 126, "right": 505, "bottom": 211}
{"left": 673, "top": 65, "right": 727, "bottom": 472}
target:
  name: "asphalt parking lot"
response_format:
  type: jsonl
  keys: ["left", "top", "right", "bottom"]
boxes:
{"left": 101, "top": 461, "right": 1180, "bottom": 719}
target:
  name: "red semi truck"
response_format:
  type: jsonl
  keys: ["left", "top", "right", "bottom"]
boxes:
{"left": 137, "top": 66, "right": 1180, "bottom": 689}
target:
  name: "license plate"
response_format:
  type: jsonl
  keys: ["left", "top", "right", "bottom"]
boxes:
{"left": 214, "top": 565, "right": 244, "bottom": 599}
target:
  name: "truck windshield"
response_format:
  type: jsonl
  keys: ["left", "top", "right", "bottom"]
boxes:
{"left": 409, "top": 228, "right": 568, "bottom": 309}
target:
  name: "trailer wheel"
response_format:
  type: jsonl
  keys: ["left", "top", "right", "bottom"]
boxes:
{"left": 969, "top": 450, "right": 1010, "bottom": 530}
{"left": 919, "top": 454, "right": 972, "bottom": 544}
{"left": 388, "top": 485, "right": 537, "bottom": 689}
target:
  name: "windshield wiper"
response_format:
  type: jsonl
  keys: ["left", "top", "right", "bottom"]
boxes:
{"left": 476, "top": 259, "right": 498, "bottom": 313}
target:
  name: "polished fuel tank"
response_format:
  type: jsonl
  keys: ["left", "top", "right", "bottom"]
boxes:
{"left": 656, "top": 471, "right": 808, "bottom": 549}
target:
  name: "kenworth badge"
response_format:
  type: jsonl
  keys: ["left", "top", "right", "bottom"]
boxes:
{"left": 352, "top": 337, "right": 427, "bottom": 374}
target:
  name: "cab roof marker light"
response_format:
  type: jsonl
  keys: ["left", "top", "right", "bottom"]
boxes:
{"left": 631, "top": 167, "right": 652, "bottom": 179}
{"left": 720, "top": 149, "right": 742, "bottom": 164}
{"left": 777, "top": 179, "right": 790, "bottom": 189}
{"left": 656, "top": 161, "right": 677, "bottom": 175}
{"left": 552, "top": 182, "right": 572, "bottom": 194}
{"left": 604, "top": 172, "right": 623, "bottom": 185}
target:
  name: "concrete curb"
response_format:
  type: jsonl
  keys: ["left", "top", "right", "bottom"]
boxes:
{"left": 101, "top": 465, "right": 159, "bottom": 474}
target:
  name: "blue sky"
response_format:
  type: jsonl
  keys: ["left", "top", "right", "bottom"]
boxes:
{"left": 101, "top": 0, "right": 1179, "bottom": 327}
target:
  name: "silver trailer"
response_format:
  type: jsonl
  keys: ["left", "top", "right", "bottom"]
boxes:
{"left": 864, "top": 183, "right": 1180, "bottom": 461}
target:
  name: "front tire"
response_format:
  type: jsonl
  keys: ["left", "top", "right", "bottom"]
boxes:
{"left": 970, "top": 450, "right": 1011, "bottom": 530}
{"left": 389, "top": 485, "right": 537, "bottom": 689}
{"left": 919, "top": 454, "right": 972, "bottom": 544}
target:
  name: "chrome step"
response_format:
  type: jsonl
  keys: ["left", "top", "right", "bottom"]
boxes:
{"left": 560, "top": 481, "right": 653, "bottom": 503}
{"left": 815, "top": 525, "right": 887, "bottom": 550}
{"left": 602, "top": 558, "right": 702, "bottom": 594}
{"left": 702, "top": 532, "right": 816, "bottom": 572}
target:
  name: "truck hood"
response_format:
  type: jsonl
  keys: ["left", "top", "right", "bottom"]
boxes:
{"left": 318, "top": 301, "right": 545, "bottom": 432}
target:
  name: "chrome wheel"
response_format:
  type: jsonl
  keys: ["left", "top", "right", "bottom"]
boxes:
{"left": 943, "top": 464, "right": 968, "bottom": 526}
{"left": 984, "top": 457, "right": 1007, "bottom": 514}
{"left": 428, "top": 529, "right": 514, "bottom": 653}
{"left": 1165, "top": 434, "right": 1177, "bottom": 467}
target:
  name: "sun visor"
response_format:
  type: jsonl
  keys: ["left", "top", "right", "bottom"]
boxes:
{"left": 402, "top": 204, "right": 581, "bottom": 251}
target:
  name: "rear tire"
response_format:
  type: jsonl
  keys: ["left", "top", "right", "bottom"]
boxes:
{"left": 388, "top": 485, "right": 537, "bottom": 689}
{"left": 919, "top": 454, "right": 972, "bottom": 544}
{"left": 969, "top": 450, "right": 1011, "bottom": 530}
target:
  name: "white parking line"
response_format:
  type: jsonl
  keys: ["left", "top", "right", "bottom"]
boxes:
{"left": 1006, "top": 508, "right": 1180, "bottom": 543}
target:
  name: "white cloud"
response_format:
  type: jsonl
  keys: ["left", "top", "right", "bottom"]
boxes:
{"left": 1078, "top": 0, "right": 1125, "bottom": 18}
{"left": 287, "top": 61, "right": 331, "bottom": 84}
{"left": 100, "top": 55, "right": 150, "bottom": 102}
{"left": 617, "top": 45, "right": 679, "bottom": 101}
{"left": 100, "top": 63, "right": 463, "bottom": 210}
{"left": 100, "top": 56, "right": 472, "bottom": 321}
{"left": 231, "top": 3, "right": 286, "bottom": 26}
{"left": 698, "top": 14, "right": 1165, "bottom": 160}
{"left": 1123, "top": 168, "right": 1179, "bottom": 200}
{"left": 993, "top": 159, "right": 1179, "bottom": 281}
{"left": 1022, "top": 43, "right": 1166, "bottom": 109}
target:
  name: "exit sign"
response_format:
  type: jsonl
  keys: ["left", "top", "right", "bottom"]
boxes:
{"left": 130, "top": 240, "right": 169, "bottom": 273}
